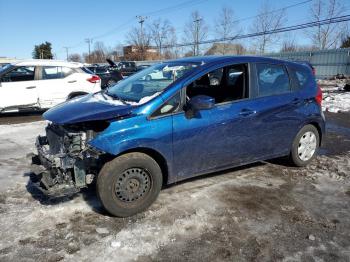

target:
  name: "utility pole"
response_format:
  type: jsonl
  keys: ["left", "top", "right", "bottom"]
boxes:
{"left": 193, "top": 17, "right": 202, "bottom": 56}
{"left": 159, "top": 36, "right": 166, "bottom": 60}
{"left": 63, "top": 47, "right": 69, "bottom": 61}
{"left": 85, "top": 38, "right": 93, "bottom": 62}
{"left": 136, "top": 15, "right": 148, "bottom": 60}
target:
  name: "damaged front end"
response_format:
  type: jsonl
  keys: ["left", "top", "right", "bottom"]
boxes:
{"left": 30, "top": 122, "right": 108, "bottom": 196}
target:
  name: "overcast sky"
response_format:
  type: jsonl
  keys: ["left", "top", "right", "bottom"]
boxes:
{"left": 0, "top": 0, "right": 349, "bottom": 60}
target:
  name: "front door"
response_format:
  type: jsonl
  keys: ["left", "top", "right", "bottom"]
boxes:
{"left": 172, "top": 63, "right": 262, "bottom": 180}
{"left": 0, "top": 66, "right": 39, "bottom": 110}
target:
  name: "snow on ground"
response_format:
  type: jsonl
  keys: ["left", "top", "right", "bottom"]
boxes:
{"left": 0, "top": 121, "right": 46, "bottom": 191}
{"left": 318, "top": 79, "right": 350, "bottom": 113}
{"left": 0, "top": 113, "right": 350, "bottom": 261}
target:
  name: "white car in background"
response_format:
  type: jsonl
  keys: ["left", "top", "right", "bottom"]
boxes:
{"left": 0, "top": 60, "right": 101, "bottom": 113}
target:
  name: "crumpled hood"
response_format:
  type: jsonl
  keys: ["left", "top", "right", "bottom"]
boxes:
{"left": 43, "top": 92, "right": 133, "bottom": 124}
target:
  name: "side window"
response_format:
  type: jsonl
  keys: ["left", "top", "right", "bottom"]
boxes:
{"left": 292, "top": 67, "right": 312, "bottom": 90}
{"left": 256, "top": 64, "right": 290, "bottom": 97}
{"left": 62, "top": 67, "right": 74, "bottom": 77}
{"left": 151, "top": 92, "right": 181, "bottom": 118}
{"left": 186, "top": 64, "right": 248, "bottom": 104}
{"left": 1, "top": 66, "right": 35, "bottom": 82}
{"left": 41, "top": 66, "right": 63, "bottom": 80}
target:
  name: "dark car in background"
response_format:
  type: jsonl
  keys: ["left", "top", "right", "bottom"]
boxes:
{"left": 106, "top": 59, "right": 138, "bottom": 77}
{"left": 83, "top": 65, "right": 123, "bottom": 89}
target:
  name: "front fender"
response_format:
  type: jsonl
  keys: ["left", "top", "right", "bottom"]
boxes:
{"left": 88, "top": 115, "right": 173, "bottom": 163}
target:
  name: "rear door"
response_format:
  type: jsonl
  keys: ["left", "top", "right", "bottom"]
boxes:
{"left": 0, "top": 66, "right": 39, "bottom": 110}
{"left": 249, "top": 63, "right": 301, "bottom": 157}
{"left": 37, "top": 66, "right": 79, "bottom": 108}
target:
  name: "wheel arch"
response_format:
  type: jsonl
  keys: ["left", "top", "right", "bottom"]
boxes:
{"left": 113, "top": 147, "right": 169, "bottom": 186}
{"left": 67, "top": 91, "right": 88, "bottom": 100}
{"left": 307, "top": 121, "right": 323, "bottom": 146}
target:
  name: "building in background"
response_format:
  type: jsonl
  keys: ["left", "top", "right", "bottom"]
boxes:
{"left": 123, "top": 45, "right": 159, "bottom": 61}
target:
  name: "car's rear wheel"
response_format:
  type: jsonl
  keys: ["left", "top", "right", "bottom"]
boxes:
{"left": 290, "top": 125, "right": 319, "bottom": 167}
{"left": 97, "top": 152, "right": 162, "bottom": 217}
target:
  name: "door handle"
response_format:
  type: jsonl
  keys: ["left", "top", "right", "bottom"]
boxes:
{"left": 26, "top": 86, "right": 36, "bottom": 89}
{"left": 68, "top": 80, "right": 77, "bottom": 83}
{"left": 239, "top": 109, "right": 257, "bottom": 116}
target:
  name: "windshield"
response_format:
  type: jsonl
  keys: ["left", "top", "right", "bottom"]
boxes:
{"left": 106, "top": 62, "right": 199, "bottom": 103}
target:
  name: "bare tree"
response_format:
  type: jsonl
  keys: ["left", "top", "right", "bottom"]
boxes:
{"left": 307, "top": 0, "right": 347, "bottom": 49}
{"left": 183, "top": 11, "right": 208, "bottom": 56}
{"left": 280, "top": 35, "right": 298, "bottom": 52}
{"left": 68, "top": 53, "right": 82, "bottom": 62}
{"left": 214, "top": 7, "right": 240, "bottom": 55}
{"left": 251, "top": 1, "right": 286, "bottom": 54}
{"left": 149, "top": 18, "right": 175, "bottom": 59}
{"left": 126, "top": 26, "right": 151, "bottom": 60}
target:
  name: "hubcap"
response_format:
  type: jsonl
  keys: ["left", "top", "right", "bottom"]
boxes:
{"left": 115, "top": 168, "right": 151, "bottom": 202}
{"left": 297, "top": 131, "right": 317, "bottom": 161}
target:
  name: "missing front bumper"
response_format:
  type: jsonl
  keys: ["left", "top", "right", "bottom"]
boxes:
{"left": 29, "top": 135, "right": 96, "bottom": 196}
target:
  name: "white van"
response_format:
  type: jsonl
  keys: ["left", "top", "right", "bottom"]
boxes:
{"left": 0, "top": 60, "right": 101, "bottom": 112}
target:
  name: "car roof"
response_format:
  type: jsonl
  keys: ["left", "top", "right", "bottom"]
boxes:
{"left": 167, "top": 55, "right": 300, "bottom": 66}
{"left": 12, "top": 59, "right": 84, "bottom": 68}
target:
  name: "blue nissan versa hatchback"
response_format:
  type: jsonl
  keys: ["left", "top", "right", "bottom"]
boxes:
{"left": 31, "top": 56, "right": 325, "bottom": 217}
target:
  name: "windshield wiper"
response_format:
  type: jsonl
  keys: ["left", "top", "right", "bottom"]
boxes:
{"left": 103, "top": 89, "right": 127, "bottom": 104}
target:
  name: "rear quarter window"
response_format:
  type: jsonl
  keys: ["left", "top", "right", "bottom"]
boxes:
{"left": 256, "top": 63, "right": 290, "bottom": 97}
{"left": 290, "top": 66, "right": 313, "bottom": 90}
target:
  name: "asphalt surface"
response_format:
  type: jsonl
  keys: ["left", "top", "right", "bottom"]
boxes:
{"left": 0, "top": 111, "right": 44, "bottom": 125}
{"left": 0, "top": 111, "right": 349, "bottom": 262}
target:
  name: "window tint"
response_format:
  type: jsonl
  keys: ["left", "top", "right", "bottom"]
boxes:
{"left": 62, "top": 67, "right": 74, "bottom": 77}
{"left": 95, "top": 67, "right": 108, "bottom": 74}
{"left": 42, "top": 66, "right": 63, "bottom": 80}
{"left": 293, "top": 67, "right": 312, "bottom": 90}
{"left": 152, "top": 92, "right": 181, "bottom": 117}
{"left": 256, "top": 64, "right": 290, "bottom": 97}
{"left": 186, "top": 64, "right": 248, "bottom": 104}
{"left": 1, "top": 66, "right": 35, "bottom": 82}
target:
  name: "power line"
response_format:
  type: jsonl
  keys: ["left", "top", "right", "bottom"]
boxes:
{"left": 138, "top": 0, "right": 209, "bottom": 17}
{"left": 231, "top": 0, "right": 312, "bottom": 24}
{"left": 164, "top": 15, "right": 350, "bottom": 48}
{"left": 59, "top": 0, "right": 208, "bottom": 49}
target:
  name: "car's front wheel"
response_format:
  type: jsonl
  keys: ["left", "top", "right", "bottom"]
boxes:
{"left": 290, "top": 124, "right": 320, "bottom": 167}
{"left": 97, "top": 152, "right": 163, "bottom": 217}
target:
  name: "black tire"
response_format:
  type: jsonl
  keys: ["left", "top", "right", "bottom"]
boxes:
{"left": 290, "top": 124, "right": 320, "bottom": 167}
{"left": 97, "top": 152, "right": 163, "bottom": 217}
{"left": 145, "top": 75, "right": 152, "bottom": 81}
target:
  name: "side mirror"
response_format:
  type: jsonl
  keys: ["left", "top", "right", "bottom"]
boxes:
{"left": 188, "top": 95, "right": 215, "bottom": 111}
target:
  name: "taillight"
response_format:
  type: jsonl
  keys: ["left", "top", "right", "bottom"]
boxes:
{"left": 312, "top": 67, "right": 316, "bottom": 76}
{"left": 87, "top": 75, "right": 100, "bottom": 83}
{"left": 315, "top": 84, "right": 322, "bottom": 106}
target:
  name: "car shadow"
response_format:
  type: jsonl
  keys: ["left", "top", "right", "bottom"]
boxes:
{"left": 23, "top": 160, "right": 288, "bottom": 216}
{"left": 24, "top": 172, "right": 109, "bottom": 215}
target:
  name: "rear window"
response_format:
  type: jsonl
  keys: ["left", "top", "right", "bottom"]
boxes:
{"left": 256, "top": 63, "right": 290, "bottom": 97}
{"left": 81, "top": 67, "right": 94, "bottom": 74}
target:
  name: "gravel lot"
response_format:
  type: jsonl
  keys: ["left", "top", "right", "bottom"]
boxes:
{"left": 0, "top": 93, "right": 350, "bottom": 261}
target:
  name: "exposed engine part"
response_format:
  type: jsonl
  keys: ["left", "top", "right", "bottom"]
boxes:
{"left": 30, "top": 123, "right": 103, "bottom": 196}
{"left": 86, "top": 174, "right": 95, "bottom": 184}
